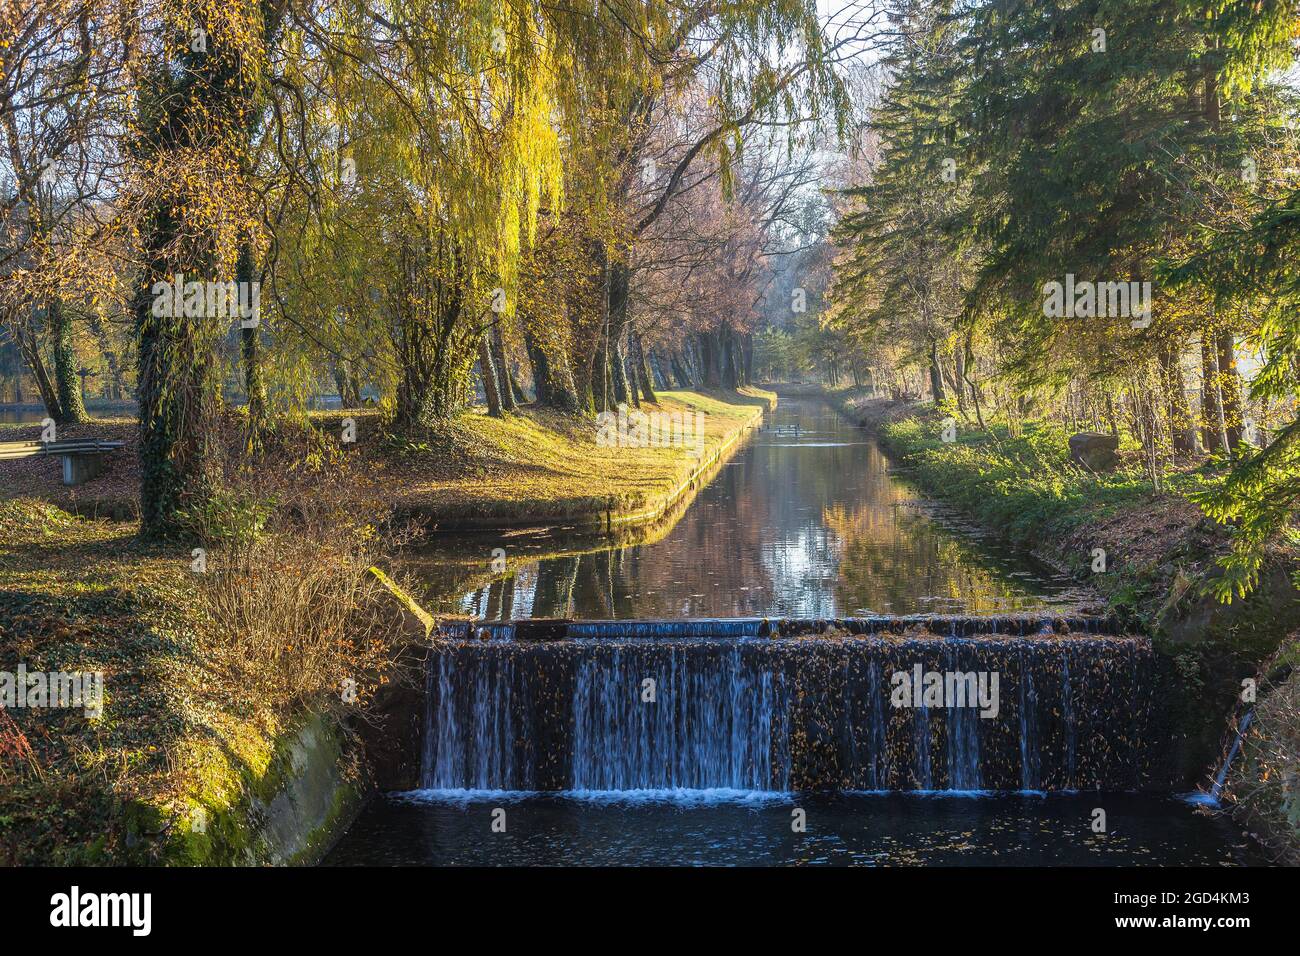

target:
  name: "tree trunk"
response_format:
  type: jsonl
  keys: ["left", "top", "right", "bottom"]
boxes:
{"left": 331, "top": 363, "right": 360, "bottom": 407}
{"left": 237, "top": 244, "right": 267, "bottom": 444}
{"left": 1217, "top": 330, "right": 1245, "bottom": 452}
{"left": 491, "top": 323, "right": 516, "bottom": 412}
{"left": 523, "top": 324, "right": 583, "bottom": 414}
{"left": 1160, "top": 344, "right": 1197, "bottom": 457}
{"left": 477, "top": 338, "right": 503, "bottom": 417}
{"left": 613, "top": 337, "right": 631, "bottom": 406}
{"left": 699, "top": 330, "right": 721, "bottom": 388}
{"left": 392, "top": 236, "right": 475, "bottom": 430}
{"left": 51, "top": 299, "right": 87, "bottom": 424}
{"left": 632, "top": 331, "right": 657, "bottom": 403}
{"left": 12, "top": 318, "right": 62, "bottom": 421}
{"left": 600, "top": 261, "right": 632, "bottom": 409}
{"left": 1200, "top": 331, "right": 1228, "bottom": 454}
{"left": 953, "top": 344, "right": 968, "bottom": 413}
{"left": 623, "top": 338, "right": 641, "bottom": 408}
{"left": 929, "top": 340, "right": 947, "bottom": 402}
{"left": 670, "top": 350, "right": 692, "bottom": 388}
{"left": 136, "top": 212, "right": 216, "bottom": 539}
{"left": 133, "top": 4, "right": 289, "bottom": 536}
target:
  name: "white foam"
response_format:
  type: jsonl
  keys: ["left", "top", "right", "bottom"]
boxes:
{"left": 393, "top": 787, "right": 792, "bottom": 806}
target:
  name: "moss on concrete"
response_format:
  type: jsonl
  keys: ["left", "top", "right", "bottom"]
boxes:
{"left": 129, "top": 710, "right": 366, "bottom": 866}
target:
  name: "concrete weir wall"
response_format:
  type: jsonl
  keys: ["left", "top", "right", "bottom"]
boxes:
{"left": 129, "top": 712, "right": 368, "bottom": 866}
{"left": 248, "top": 715, "right": 366, "bottom": 865}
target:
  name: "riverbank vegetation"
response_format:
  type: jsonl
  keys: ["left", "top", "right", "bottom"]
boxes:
{"left": 0, "top": 389, "right": 772, "bottom": 525}
{"left": 0, "top": 438, "right": 407, "bottom": 863}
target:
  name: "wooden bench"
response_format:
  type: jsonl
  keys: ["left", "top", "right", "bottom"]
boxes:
{"left": 0, "top": 438, "right": 126, "bottom": 485}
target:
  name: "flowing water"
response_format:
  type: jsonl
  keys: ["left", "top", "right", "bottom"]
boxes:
{"left": 327, "top": 396, "right": 1261, "bottom": 866}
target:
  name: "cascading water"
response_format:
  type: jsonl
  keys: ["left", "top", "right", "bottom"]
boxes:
{"left": 419, "top": 621, "right": 1155, "bottom": 793}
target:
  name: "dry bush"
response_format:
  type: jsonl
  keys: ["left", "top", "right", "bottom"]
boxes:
{"left": 184, "top": 415, "right": 423, "bottom": 715}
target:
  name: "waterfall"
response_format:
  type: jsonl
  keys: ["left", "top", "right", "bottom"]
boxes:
{"left": 1210, "top": 710, "right": 1255, "bottom": 802}
{"left": 419, "top": 628, "right": 1155, "bottom": 793}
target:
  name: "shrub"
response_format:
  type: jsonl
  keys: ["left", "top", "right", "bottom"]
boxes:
{"left": 191, "top": 418, "right": 421, "bottom": 714}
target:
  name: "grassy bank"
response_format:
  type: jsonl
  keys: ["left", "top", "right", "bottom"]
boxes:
{"left": 0, "top": 499, "right": 305, "bottom": 863}
{"left": 0, "top": 388, "right": 775, "bottom": 532}
{"left": 0, "top": 389, "right": 773, "bottom": 863}
{"left": 826, "top": 387, "right": 1300, "bottom": 861}
{"left": 338, "top": 387, "right": 775, "bottom": 529}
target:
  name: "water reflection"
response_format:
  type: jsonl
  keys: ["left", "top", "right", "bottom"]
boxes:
{"left": 0, "top": 408, "right": 51, "bottom": 424}
{"left": 444, "top": 398, "right": 1087, "bottom": 619}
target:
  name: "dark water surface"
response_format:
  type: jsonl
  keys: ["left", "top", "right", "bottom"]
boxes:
{"left": 442, "top": 398, "right": 1091, "bottom": 619}
{"left": 327, "top": 791, "right": 1264, "bottom": 866}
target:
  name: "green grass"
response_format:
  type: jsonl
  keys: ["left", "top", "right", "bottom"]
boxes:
{"left": 366, "top": 388, "right": 776, "bottom": 527}
{"left": 877, "top": 414, "right": 1213, "bottom": 546}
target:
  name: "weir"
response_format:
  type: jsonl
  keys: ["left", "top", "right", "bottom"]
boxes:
{"left": 421, "top": 617, "right": 1154, "bottom": 793}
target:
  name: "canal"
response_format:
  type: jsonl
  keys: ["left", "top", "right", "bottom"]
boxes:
{"left": 326, "top": 396, "right": 1265, "bottom": 866}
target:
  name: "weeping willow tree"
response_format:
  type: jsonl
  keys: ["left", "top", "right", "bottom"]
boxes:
{"left": 515, "top": 0, "right": 850, "bottom": 413}
{"left": 244, "top": 1, "right": 567, "bottom": 430}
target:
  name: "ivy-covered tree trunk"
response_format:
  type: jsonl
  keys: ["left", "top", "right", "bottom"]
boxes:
{"left": 132, "top": 2, "right": 286, "bottom": 536}
{"left": 392, "top": 238, "right": 476, "bottom": 431}
{"left": 133, "top": 34, "right": 223, "bottom": 536}
{"left": 51, "top": 299, "right": 87, "bottom": 424}
{"left": 523, "top": 322, "right": 583, "bottom": 414}
{"left": 135, "top": 204, "right": 216, "bottom": 539}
